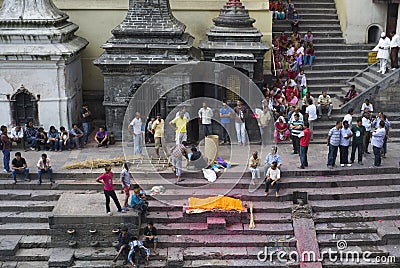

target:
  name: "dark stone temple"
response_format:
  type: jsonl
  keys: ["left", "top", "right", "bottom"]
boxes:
{"left": 199, "top": 0, "right": 269, "bottom": 101}
{"left": 94, "top": 0, "right": 196, "bottom": 139}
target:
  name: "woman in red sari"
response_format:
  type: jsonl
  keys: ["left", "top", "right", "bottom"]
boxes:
{"left": 274, "top": 116, "right": 291, "bottom": 142}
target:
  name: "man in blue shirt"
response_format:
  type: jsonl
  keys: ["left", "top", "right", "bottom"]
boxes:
{"left": 219, "top": 101, "right": 233, "bottom": 144}
{"left": 327, "top": 120, "right": 342, "bottom": 169}
{"left": 371, "top": 121, "right": 386, "bottom": 167}
{"left": 339, "top": 121, "right": 353, "bottom": 167}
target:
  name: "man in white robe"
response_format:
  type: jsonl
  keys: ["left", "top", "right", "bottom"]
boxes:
{"left": 374, "top": 32, "right": 391, "bottom": 74}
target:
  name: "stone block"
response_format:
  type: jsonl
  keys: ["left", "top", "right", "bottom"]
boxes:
{"left": 206, "top": 217, "right": 226, "bottom": 230}
{"left": 48, "top": 248, "right": 74, "bottom": 267}
{"left": 167, "top": 247, "right": 184, "bottom": 267}
{"left": 0, "top": 235, "right": 20, "bottom": 256}
{"left": 50, "top": 192, "right": 140, "bottom": 247}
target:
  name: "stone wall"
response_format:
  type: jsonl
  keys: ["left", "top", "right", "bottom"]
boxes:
{"left": 374, "top": 82, "right": 400, "bottom": 112}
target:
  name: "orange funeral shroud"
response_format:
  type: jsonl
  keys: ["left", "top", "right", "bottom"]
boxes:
{"left": 188, "top": 196, "right": 244, "bottom": 212}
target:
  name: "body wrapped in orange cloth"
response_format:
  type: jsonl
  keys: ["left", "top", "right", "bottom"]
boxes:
{"left": 187, "top": 196, "right": 244, "bottom": 214}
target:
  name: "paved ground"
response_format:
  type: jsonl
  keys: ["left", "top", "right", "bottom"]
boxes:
{"left": 4, "top": 139, "right": 399, "bottom": 177}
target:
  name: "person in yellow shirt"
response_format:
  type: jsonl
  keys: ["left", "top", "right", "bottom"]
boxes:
{"left": 169, "top": 112, "right": 188, "bottom": 145}
{"left": 151, "top": 114, "right": 165, "bottom": 157}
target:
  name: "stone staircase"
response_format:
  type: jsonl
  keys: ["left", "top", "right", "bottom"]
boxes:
{"left": 272, "top": 0, "right": 400, "bottom": 144}
{"left": 1, "top": 171, "right": 400, "bottom": 267}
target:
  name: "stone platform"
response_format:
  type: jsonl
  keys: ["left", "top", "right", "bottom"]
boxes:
{"left": 49, "top": 192, "right": 140, "bottom": 248}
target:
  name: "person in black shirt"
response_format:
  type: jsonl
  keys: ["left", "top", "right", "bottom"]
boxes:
{"left": 189, "top": 147, "right": 209, "bottom": 169}
{"left": 11, "top": 152, "right": 30, "bottom": 184}
{"left": 113, "top": 226, "right": 133, "bottom": 264}
{"left": 81, "top": 104, "right": 92, "bottom": 145}
{"left": 143, "top": 221, "right": 159, "bottom": 255}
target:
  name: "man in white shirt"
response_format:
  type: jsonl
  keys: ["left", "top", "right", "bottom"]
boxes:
{"left": 360, "top": 99, "right": 373, "bottom": 115}
{"left": 374, "top": 32, "right": 391, "bottom": 74}
{"left": 362, "top": 112, "right": 372, "bottom": 154}
{"left": 305, "top": 99, "right": 317, "bottom": 140}
{"left": 128, "top": 112, "right": 143, "bottom": 155}
{"left": 198, "top": 102, "right": 213, "bottom": 137}
{"left": 176, "top": 106, "right": 190, "bottom": 120}
{"left": 389, "top": 31, "right": 399, "bottom": 70}
{"left": 11, "top": 126, "right": 24, "bottom": 149}
{"left": 317, "top": 91, "right": 333, "bottom": 119}
{"left": 343, "top": 108, "right": 354, "bottom": 126}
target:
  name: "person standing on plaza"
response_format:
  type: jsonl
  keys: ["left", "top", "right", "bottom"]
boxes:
{"left": 120, "top": 163, "right": 133, "bottom": 209}
{"left": 129, "top": 112, "right": 143, "bottom": 155}
{"left": 175, "top": 106, "right": 190, "bottom": 120}
{"left": 327, "top": 120, "right": 342, "bottom": 169}
{"left": 249, "top": 151, "right": 261, "bottom": 184}
{"left": 374, "top": 32, "right": 391, "bottom": 74}
{"left": 152, "top": 114, "right": 165, "bottom": 158}
{"left": 256, "top": 108, "right": 272, "bottom": 146}
{"left": 1, "top": 125, "right": 11, "bottom": 173}
{"left": 219, "top": 101, "right": 233, "bottom": 145}
{"left": 234, "top": 100, "right": 248, "bottom": 146}
{"left": 339, "top": 121, "right": 353, "bottom": 167}
{"left": 298, "top": 122, "right": 311, "bottom": 169}
{"left": 198, "top": 102, "right": 213, "bottom": 137}
{"left": 362, "top": 112, "right": 372, "bottom": 154}
{"left": 371, "top": 120, "right": 386, "bottom": 167}
{"left": 289, "top": 113, "right": 303, "bottom": 154}
{"left": 389, "top": 31, "right": 399, "bottom": 70}
{"left": 170, "top": 143, "right": 188, "bottom": 183}
{"left": 11, "top": 152, "right": 30, "bottom": 184}
{"left": 80, "top": 104, "right": 92, "bottom": 145}
{"left": 96, "top": 165, "right": 125, "bottom": 215}
{"left": 350, "top": 119, "right": 365, "bottom": 165}
{"left": 305, "top": 99, "right": 317, "bottom": 140}
{"left": 169, "top": 112, "right": 188, "bottom": 145}
{"left": 37, "top": 153, "right": 55, "bottom": 185}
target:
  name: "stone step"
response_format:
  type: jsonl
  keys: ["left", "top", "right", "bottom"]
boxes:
{"left": 315, "top": 209, "right": 400, "bottom": 223}
{"left": 295, "top": 8, "right": 337, "bottom": 14}
{"left": 307, "top": 76, "right": 351, "bottom": 84}
{"left": 273, "top": 25, "right": 341, "bottom": 31}
{"left": 0, "top": 190, "right": 61, "bottom": 201}
{"left": 303, "top": 63, "right": 368, "bottom": 71}
{"left": 143, "top": 222, "right": 294, "bottom": 235}
{"left": 312, "top": 44, "right": 374, "bottom": 50}
{"left": 319, "top": 245, "right": 390, "bottom": 258}
{"left": 0, "top": 211, "right": 51, "bottom": 223}
{"left": 292, "top": 2, "right": 336, "bottom": 8}
{"left": 0, "top": 261, "right": 49, "bottom": 268}
{"left": 0, "top": 223, "right": 50, "bottom": 236}
{"left": 307, "top": 56, "right": 367, "bottom": 63}
{"left": 293, "top": 0, "right": 334, "bottom": 3}
{"left": 273, "top": 19, "right": 339, "bottom": 25}
{"left": 157, "top": 234, "right": 297, "bottom": 248}
{"left": 184, "top": 259, "right": 296, "bottom": 267}
{"left": 0, "top": 201, "right": 56, "bottom": 212}
{"left": 313, "top": 50, "right": 370, "bottom": 58}
{"left": 311, "top": 197, "right": 400, "bottom": 212}
{"left": 293, "top": 13, "right": 338, "bottom": 20}
{"left": 317, "top": 233, "right": 381, "bottom": 247}
{"left": 272, "top": 30, "right": 343, "bottom": 37}
{"left": 271, "top": 35, "right": 345, "bottom": 44}
{"left": 315, "top": 221, "right": 378, "bottom": 234}
{"left": 0, "top": 248, "right": 51, "bottom": 262}
{"left": 147, "top": 211, "right": 292, "bottom": 224}
{"left": 19, "top": 235, "right": 51, "bottom": 248}
{"left": 362, "top": 71, "right": 382, "bottom": 84}
{"left": 353, "top": 76, "right": 374, "bottom": 89}
{"left": 72, "top": 260, "right": 167, "bottom": 268}
{"left": 0, "top": 235, "right": 21, "bottom": 256}
{"left": 306, "top": 70, "right": 360, "bottom": 78}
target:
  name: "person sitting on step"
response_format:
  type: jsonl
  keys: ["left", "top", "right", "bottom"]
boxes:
{"left": 35, "top": 127, "right": 47, "bottom": 151}
{"left": 127, "top": 237, "right": 150, "bottom": 267}
{"left": 142, "top": 221, "right": 159, "bottom": 255}
{"left": 265, "top": 161, "right": 281, "bottom": 198}
{"left": 11, "top": 126, "right": 25, "bottom": 150}
{"left": 249, "top": 151, "right": 261, "bottom": 184}
{"left": 11, "top": 152, "right": 30, "bottom": 184}
{"left": 94, "top": 126, "right": 109, "bottom": 148}
{"left": 130, "top": 184, "right": 149, "bottom": 216}
{"left": 113, "top": 226, "right": 133, "bottom": 265}
{"left": 317, "top": 91, "right": 333, "bottom": 119}
{"left": 340, "top": 85, "right": 357, "bottom": 106}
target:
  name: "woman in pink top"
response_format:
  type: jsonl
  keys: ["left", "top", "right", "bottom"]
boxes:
{"left": 96, "top": 165, "right": 125, "bottom": 215}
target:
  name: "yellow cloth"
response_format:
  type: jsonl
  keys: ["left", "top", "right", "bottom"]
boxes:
{"left": 171, "top": 117, "right": 188, "bottom": 133}
{"left": 189, "top": 196, "right": 244, "bottom": 211}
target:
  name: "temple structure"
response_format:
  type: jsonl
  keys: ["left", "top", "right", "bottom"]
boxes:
{"left": 94, "top": 0, "right": 196, "bottom": 139}
{"left": 199, "top": 0, "right": 269, "bottom": 101}
{"left": 0, "top": 0, "right": 88, "bottom": 130}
